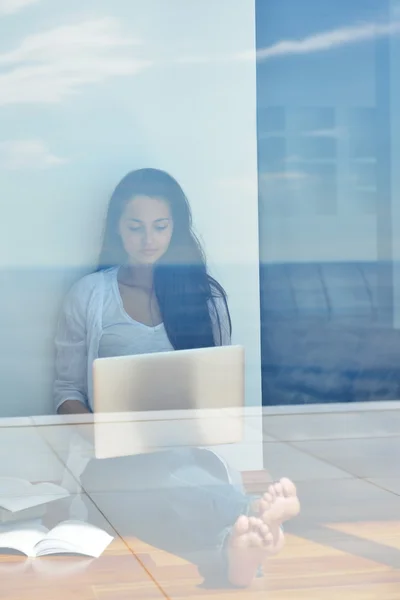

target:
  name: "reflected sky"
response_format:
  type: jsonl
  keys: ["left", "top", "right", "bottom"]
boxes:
{"left": 256, "top": 0, "right": 399, "bottom": 263}
{"left": 0, "top": 0, "right": 257, "bottom": 269}
{"left": 1, "top": 0, "right": 400, "bottom": 264}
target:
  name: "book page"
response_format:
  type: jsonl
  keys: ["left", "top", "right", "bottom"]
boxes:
{"left": 37, "top": 520, "right": 113, "bottom": 558}
{"left": 0, "top": 521, "right": 48, "bottom": 557}
{"left": 0, "top": 478, "right": 69, "bottom": 512}
{"left": 0, "top": 478, "right": 31, "bottom": 497}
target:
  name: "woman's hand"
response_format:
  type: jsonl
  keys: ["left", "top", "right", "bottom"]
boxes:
{"left": 58, "top": 400, "right": 91, "bottom": 415}
{"left": 57, "top": 400, "right": 94, "bottom": 446}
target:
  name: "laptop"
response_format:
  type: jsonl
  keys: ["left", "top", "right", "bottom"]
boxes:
{"left": 92, "top": 345, "right": 245, "bottom": 459}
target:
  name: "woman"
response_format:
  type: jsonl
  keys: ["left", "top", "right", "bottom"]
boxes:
{"left": 54, "top": 168, "right": 299, "bottom": 587}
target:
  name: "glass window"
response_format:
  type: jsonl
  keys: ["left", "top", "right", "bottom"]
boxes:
{"left": 257, "top": 0, "right": 400, "bottom": 404}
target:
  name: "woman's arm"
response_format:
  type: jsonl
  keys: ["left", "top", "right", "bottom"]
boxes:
{"left": 58, "top": 399, "right": 93, "bottom": 445}
{"left": 54, "top": 281, "right": 91, "bottom": 415}
{"left": 54, "top": 281, "right": 97, "bottom": 447}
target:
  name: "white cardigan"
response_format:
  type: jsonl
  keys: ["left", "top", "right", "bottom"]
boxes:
{"left": 54, "top": 267, "right": 231, "bottom": 413}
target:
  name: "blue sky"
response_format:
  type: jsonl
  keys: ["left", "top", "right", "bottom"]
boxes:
{"left": 255, "top": 0, "right": 400, "bottom": 262}
{"left": 0, "top": 0, "right": 251, "bottom": 170}
{"left": 0, "top": 0, "right": 258, "bottom": 268}
{"left": 1, "top": 0, "right": 400, "bottom": 264}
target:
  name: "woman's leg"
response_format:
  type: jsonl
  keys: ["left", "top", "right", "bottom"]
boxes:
{"left": 158, "top": 450, "right": 298, "bottom": 586}
{"left": 80, "top": 449, "right": 247, "bottom": 574}
{"left": 80, "top": 448, "right": 298, "bottom": 587}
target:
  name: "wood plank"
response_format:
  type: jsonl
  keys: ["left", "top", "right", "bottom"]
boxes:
{"left": 326, "top": 521, "right": 400, "bottom": 550}
{"left": 242, "top": 470, "right": 272, "bottom": 494}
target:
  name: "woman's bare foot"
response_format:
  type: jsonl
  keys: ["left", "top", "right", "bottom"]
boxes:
{"left": 253, "top": 478, "right": 300, "bottom": 555}
{"left": 227, "top": 515, "right": 273, "bottom": 588}
{"left": 226, "top": 480, "right": 299, "bottom": 587}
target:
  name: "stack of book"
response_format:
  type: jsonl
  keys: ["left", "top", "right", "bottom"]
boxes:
{"left": 0, "top": 477, "right": 113, "bottom": 559}
{"left": 0, "top": 519, "right": 114, "bottom": 558}
{"left": 0, "top": 477, "right": 70, "bottom": 524}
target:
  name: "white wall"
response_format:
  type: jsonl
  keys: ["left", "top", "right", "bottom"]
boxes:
{"left": 0, "top": 0, "right": 262, "bottom": 467}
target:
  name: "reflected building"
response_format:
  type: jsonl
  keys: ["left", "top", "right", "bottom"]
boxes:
{"left": 256, "top": 0, "right": 398, "bottom": 405}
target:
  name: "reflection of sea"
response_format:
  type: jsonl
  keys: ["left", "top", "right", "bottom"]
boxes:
{"left": 260, "top": 260, "right": 400, "bottom": 405}
{"left": 1, "top": 261, "right": 399, "bottom": 414}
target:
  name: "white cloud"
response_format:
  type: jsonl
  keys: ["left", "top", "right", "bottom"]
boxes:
{"left": 172, "top": 19, "right": 400, "bottom": 67}
{"left": 0, "top": 0, "right": 39, "bottom": 15}
{"left": 305, "top": 128, "right": 346, "bottom": 139}
{"left": 0, "top": 18, "right": 151, "bottom": 106}
{"left": 0, "top": 140, "right": 66, "bottom": 169}
{"left": 261, "top": 171, "right": 309, "bottom": 181}
{"left": 251, "top": 20, "right": 400, "bottom": 61}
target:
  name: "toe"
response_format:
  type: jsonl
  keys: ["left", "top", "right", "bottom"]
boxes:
{"left": 259, "top": 493, "right": 272, "bottom": 511}
{"left": 234, "top": 515, "right": 250, "bottom": 535}
{"left": 248, "top": 516, "right": 259, "bottom": 529}
{"left": 260, "top": 523, "right": 270, "bottom": 538}
{"left": 263, "top": 492, "right": 273, "bottom": 504}
{"left": 280, "top": 477, "right": 297, "bottom": 498}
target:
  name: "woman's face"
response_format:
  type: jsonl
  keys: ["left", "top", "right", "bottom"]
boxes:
{"left": 118, "top": 195, "right": 174, "bottom": 265}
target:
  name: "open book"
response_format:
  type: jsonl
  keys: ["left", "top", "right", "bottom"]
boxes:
{"left": 0, "top": 478, "right": 70, "bottom": 514}
{"left": 0, "top": 520, "right": 113, "bottom": 558}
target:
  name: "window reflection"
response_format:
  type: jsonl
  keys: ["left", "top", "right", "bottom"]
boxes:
{"left": 257, "top": 0, "right": 399, "bottom": 405}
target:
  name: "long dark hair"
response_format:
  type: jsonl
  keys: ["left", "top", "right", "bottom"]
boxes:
{"left": 97, "top": 168, "right": 231, "bottom": 350}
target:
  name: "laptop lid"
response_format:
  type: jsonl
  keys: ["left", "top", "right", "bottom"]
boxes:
{"left": 92, "top": 345, "right": 244, "bottom": 458}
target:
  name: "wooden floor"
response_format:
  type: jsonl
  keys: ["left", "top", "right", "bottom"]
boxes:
{"left": 2, "top": 526, "right": 400, "bottom": 600}
{"left": 2, "top": 404, "right": 400, "bottom": 598}
{"left": 1, "top": 471, "right": 400, "bottom": 599}
{"left": 0, "top": 521, "right": 400, "bottom": 600}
